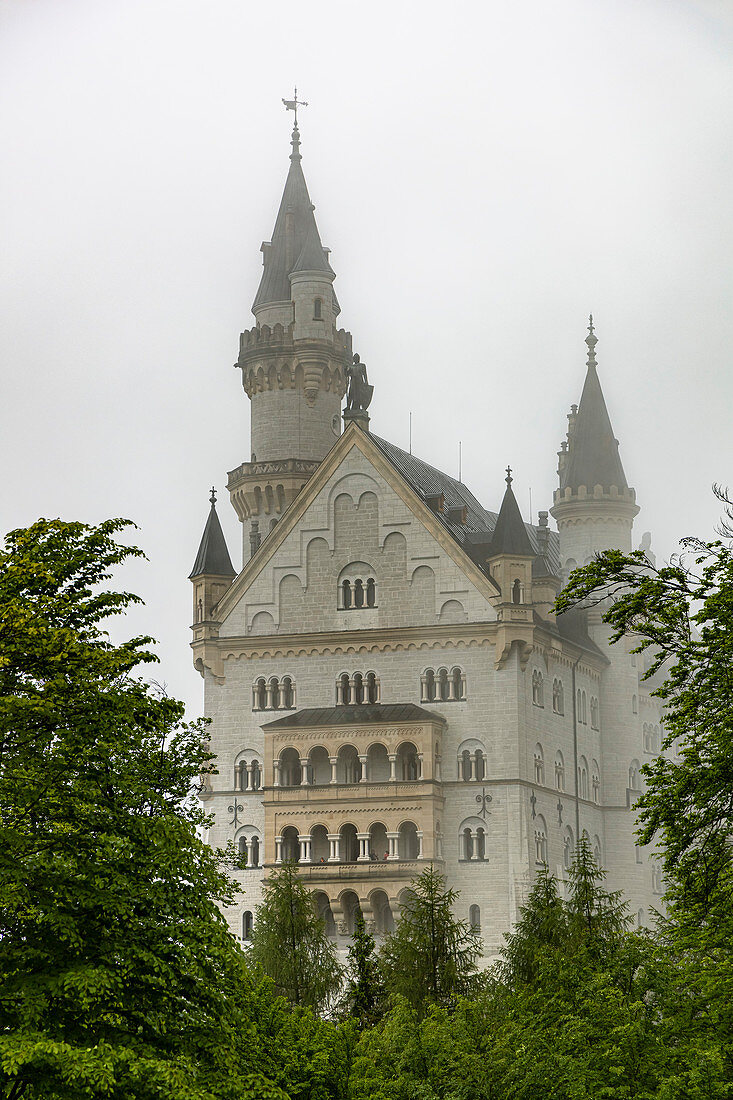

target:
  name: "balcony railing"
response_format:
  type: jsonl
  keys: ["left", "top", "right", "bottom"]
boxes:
{"left": 266, "top": 780, "right": 441, "bottom": 801}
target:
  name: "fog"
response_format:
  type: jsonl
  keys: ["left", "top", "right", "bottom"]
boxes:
{"left": 2, "top": 0, "right": 731, "bottom": 717}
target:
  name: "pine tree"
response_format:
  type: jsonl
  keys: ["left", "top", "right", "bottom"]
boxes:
{"left": 379, "top": 865, "right": 480, "bottom": 1014}
{"left": 342, "top": 908, "right": 385, "bottom": 1027}
{"left": 500, "top": 864, "right": 567, "bottom": 986}
{"left": 248, "top": 862, "right": 343, "bottom": 1014}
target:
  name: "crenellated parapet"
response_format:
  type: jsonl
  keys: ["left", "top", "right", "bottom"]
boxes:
{"left": 228, "top": 457, "right": 321, "bottom": 525}
{"left": 237, "top": 324, "right": 352, "bottom": 407}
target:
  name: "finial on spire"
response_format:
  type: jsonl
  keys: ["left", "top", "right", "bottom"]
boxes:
{"left": 505, "top": 465, "right": 513, "bottom": 486}
{"left": 209, "top": 486, "right": 217, "bottom": 506}
{"left": 585, "top": 313, "right": 598, "bottom": 366}
{"left": 283, "top": 86, "right": 308, "bottom": 160}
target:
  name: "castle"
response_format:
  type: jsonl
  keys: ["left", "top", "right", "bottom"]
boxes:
{"left": 190, "top": 115, "right": 662, "bottom": 954}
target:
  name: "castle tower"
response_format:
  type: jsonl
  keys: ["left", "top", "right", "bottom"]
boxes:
{"left": 228, "top": 118, "right": 353, "bottom": 560}
{"left": 550, "top": 317, "right": 639, "bottom": 573}
{"left": 190, "top": 488, "right": 236, "bottom": 629}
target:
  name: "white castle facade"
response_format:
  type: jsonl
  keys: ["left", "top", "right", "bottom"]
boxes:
{"left": 190, "top": 120, "right": 663, "bottom": 955}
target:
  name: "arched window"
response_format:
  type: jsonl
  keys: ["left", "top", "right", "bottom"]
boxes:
{"left": 250, "top": 835, "right": 260, "bottom": 867}
{"left": 651, "top": 863, "right": 663, "bottom": 894}
{"left": 252, "top": 677, "right": 266, "bottom": 709}
{"left": 461, "top": 749, "right": 471, "bottom": 782}
{"left": 353, "top": 672, "right": 364, "bottom": 705}
{"left": 632, "top": 694, "right": 638, "bottom": 714}
{"left": 462, "top": 826, "right": 473, "bottom": 860}
{"left": 238, "top": 835, "right": 248, "bottom": 864}
{"left": 532, "top": 671, "right": 544, "bottom": 707}
{"left": 593, "top": 835, "right": 603, "bottom": 868}
{"left": 578, "top": 756, "right": 589, "bottom": 800}
{"left": 552, "top": 678, "right": 564, "bottom": 715}
{"left": 422, "top": 667, "right": 466, "bottom": 702}
{"left": 533, "top": 743, "right": 544, "bottom": 784}
{"left": 354, "top": 578, "right": 364, "bottom": 608}
{"left": 365, "top": 671, "right": 379, "bottom": 703}
{"left": 474, "top": 748, "right": 485, "bottom": 781}
{"left": 366, "top": 578, "right": 376, "bottom": 607}
{"left": 339, "top": 567, "right": 377, "bottom": 611}
{"left": 581, "top": 690, "right": 587, "bottom": 725}
{"left": 637, "top": 908, "right": 645, "bottom": 928}
{"left": 342, "top": 579, "right": 352, "bottom": 609}
{"left": 313, "top": 297, "right": 322, "bottom": 319}
{"left": 590, "top": 696, "right": 599, "bottom": 730}
{"left": 512, "top": 578, "right": 522, "bottom": 604}
{"left": 591, "top": 760, "right": 600, "bottom": 804}
{"left": 635, "top": 843, "right": 643, "bottom": 864}
{"left": 242, "top": 911, "right": 253, "bottom": 940}
{"left": 562, "top": 826, "right": 574, "bottom": 870}
{"left": 469, "top": 904, "right": 481, "bottom": 931}
{"left": 337, "top": 672, "right": 351, "bottom": 705}
{"left": 628, "top": 760, "right": 641, "bottom": 791}
{"left": 534, "top": 815, "right": 548, "bottom": 864}
{"left": 555, "top": 751, "right": 565, "bottom": 791}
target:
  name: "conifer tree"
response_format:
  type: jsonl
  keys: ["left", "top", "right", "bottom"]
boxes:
{"left": 379, "top": 866, "right": 480, "bottom": 1014}
{"left": 342, "top": 908, "right": 385, "bottom": 1027}
{"left": 248, "top": 862, "right": 342, "bottom": 1014}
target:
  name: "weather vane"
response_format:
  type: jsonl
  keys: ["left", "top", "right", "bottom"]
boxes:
{"left": 282, "top": 86, "right": 308, "bottom": 127}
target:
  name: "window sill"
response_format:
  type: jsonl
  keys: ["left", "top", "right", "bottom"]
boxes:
{"left": 252, "top": 706, "right": 297, "bottom": 712}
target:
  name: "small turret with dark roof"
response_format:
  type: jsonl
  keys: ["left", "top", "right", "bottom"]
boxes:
{"left": 190, "top": 489, "right": 236, "bottom": 627}
{"left": 489, "top": 467, "right": 535, "bottom": 557}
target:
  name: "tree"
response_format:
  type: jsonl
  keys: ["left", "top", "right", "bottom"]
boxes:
{"left": 341, "top": 908, "right": 385, "bottom": 1028}
{"left": 554, "top": 490, "right": 733, "bottom": 916}
{"left": 0, "top": 518, "right": 282, "bottom": 1100}
{"left": 248, "top": 862, "right": 343, "bottom": 1014}
{"left": 379, "top": 866, "right": 480, "bottom": 1014}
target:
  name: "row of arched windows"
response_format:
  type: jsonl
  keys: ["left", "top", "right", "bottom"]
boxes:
{"left": 336, "top": 671, "right": 379, "bottom": 705}
{"left": 275, "top": 741, "right": 423, "bottom": 786}
{"left": 643, "top": 723, "right": 661, "bottom": 753}
{"left": 421, "top": 667, "right": 466, "bottom": 702}
{"left": 252, "top": 676, "right": 295, "bottom": 710}
{"left": 535, "top": 820, "right": 603, "bottom": 870}
{"left": 339, "top": 577, "right": 377, "bottom": 610}
{"left": 277, "top": 820, "right": 423, "bottom": 863}
{"left": 234, "top": 758, "right": 262, "bottom": 791}
{"left": 533, "top": 744, "right": 601, "bottom": 802}
{"left": 458, "top": 747, "right": 486, "bottom": 781}
{"left": 531, "top": 673, "right": 600, "bottom": 731}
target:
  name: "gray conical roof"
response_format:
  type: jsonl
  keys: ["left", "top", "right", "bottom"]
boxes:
{"left": 561, "top": 321, "right": 629, "bottom": 493}
{"left": 252, "top": 126, "right": 335, "bottom": 311}
{"left": 189, "top": 494, "right": 236, "bottom": 579}
{"left": 489, "top": 473, "right": 535, "bottom": 557}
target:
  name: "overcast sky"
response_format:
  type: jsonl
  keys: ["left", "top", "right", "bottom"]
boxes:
{"left": 2, "top": 0, "right": 732, "bottom": 718}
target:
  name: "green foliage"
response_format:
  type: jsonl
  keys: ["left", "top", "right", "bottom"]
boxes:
{"left": 248, "top": 862, "right": 343, "bottom": 1014}
{"left": 379, "top": 866, "right": 480, "bottom": 1015}
{"left": 341, "top": 909, "right": 385, "bottom": 1028}
{"left": 554, "top": 497, "right": 733, "bottom": 915}
{"left": 0, "top": 518, "right": 279, "bottom": 1100}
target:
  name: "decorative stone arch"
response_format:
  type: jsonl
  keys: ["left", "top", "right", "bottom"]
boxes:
{"left": 554, "top": 749, "right": 565, "bottom": 791}
{"left": 368, "top": 887, "right": 394, "bottom": 933}
{"left": 309, "top": 823, "right": 330, "bottom": 864}
{"left": 456, "top": 737, "right": 487, "bottom": 782}
{"left": 562, "top": 824, "right": 574, "bottom": 870}
{"left": 395, "top": 740, "right": 420, "bottom": 781}
{"left": 591, "top": 759, "right": 600, "bottom": 803}
{"left": 532, "top": 669, "right": 544, "bottom": 707}
{"left": 308, "top": 744, "right": 331, "bottom": 785}
{"left": 365, "top": 740, "right": 390, "bottom": 781}
{"left": 338, "top": 560, "right": 377, "bottom": 610}
{"left": 249, "top": 610, "right": 276, "bottom": 636}
{"left": 235, "top": 825, "right": 262, "bottom": 869}
{"left": 278, "top": 746, "right": 302, "bottom": 787}
{"left": 234, "top": 748, "right": 262, "bottom": 791}
{"left": 439, "top": 599, "right": 467, "bottom": 624}
{"left": 577, "top": 754, "right": 589, "bottom": 799}
{"left": 533, "top": 742, "right": 545, "bottom": 784}
{"left": 397, "top": 819, "right": 420, "bottom": 860}
{"left": 534, "top": 814, "right": 548, "bottom": 864}
{"left": 336, "top": 888, "right": 361, "bottom": 935}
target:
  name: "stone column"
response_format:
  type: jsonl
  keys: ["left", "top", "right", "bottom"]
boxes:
{"left": 417, "top": 830, "right": 424, "bottom": 859}
{"left": 388, "top": 754, "right": 397, "bottom": 781}
{"left": 272, "top": 759, "right": 280, "bottom": 787}
{"left": 329, "top": 757, "right": 338, "bottom": 784}
{"left": 357, "top": 833, "right": 371, "bottom": 862}
{"left": 359, "top": 755, "right": 368, "bottom": 783}
{"left": 469, "top": 753, "right": 477, "bottom": 781}
{"left": 327, "top": 833, "right": 341, "bottom": 862}
{"left": 417, "top": 753, "right": 423, "bottom": 779}
{"left": 300, "top": 759, "right": 309, "bottom": 786}
{"left": 246, "top": 763, "right": 254, "bottom": 791}
{"left": 387, "top": 831, "right": 400, "bottom": 860}
{"left": 335, "top": 678, "right": 345, "bottom": 705}
{"left": 447, "top": 675, "right": 456, "bottom": 701}
{"left": 265, "top": 681, "right": 275, "bottom": 709}
{"left": 436, "top": 755, "right": 442, "bottom": 781}
{"left": 460, "top": 672, "right": 467, "bottom": 700}
{"left": 420, "top": 673, "right": 428, "bottom": 702}
{"left": 348, "top": 677, "right": 357, "bottom": 705}
{"left": 275, "top": 837, "right": 283, "bottom": 864}
{"left": 298, "top": 835, "right": 312, "bottom": 863}
{"left": 470, "top": 830, "right": 479, "bottom": 860}
{"left": 277, "top": 682, "right": 287, "bottom": 709}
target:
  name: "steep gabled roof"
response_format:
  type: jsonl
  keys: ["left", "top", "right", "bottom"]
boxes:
{"left": 252, "top": 127, "right": 334, "bottom": 311}
{"left": 488, "top": 472, "right": 535, "bottom": 557}
{"left": 561, "top": 319, "right": 629, "bottom": 493}
{"left": 189, "top": 494, "right": 236, "bottom": 579}
{"left": 263, "top": 703, "right": 445, "bottom": 729}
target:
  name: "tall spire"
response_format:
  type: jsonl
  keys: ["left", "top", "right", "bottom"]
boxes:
{"left": 252, "top": 97, "right": 335, "bottom": 314}
{"left": 559, "top": 317, "right": 629, "bottom": 493}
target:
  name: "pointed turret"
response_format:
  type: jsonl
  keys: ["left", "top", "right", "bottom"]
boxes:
{"left": 551, "top": 318, "right": 639, "bottom": 572}
{"left": 489, "top": 467, "right": 535, "bottom": 557}
{"left": 231, "top": 110, "right": 353, "bottom": 563}
{"left": 559, "top": 316, "right": 628, "bottom": 494}
{"left": 190, "top": 489, "right": 236, "bottom": 626}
